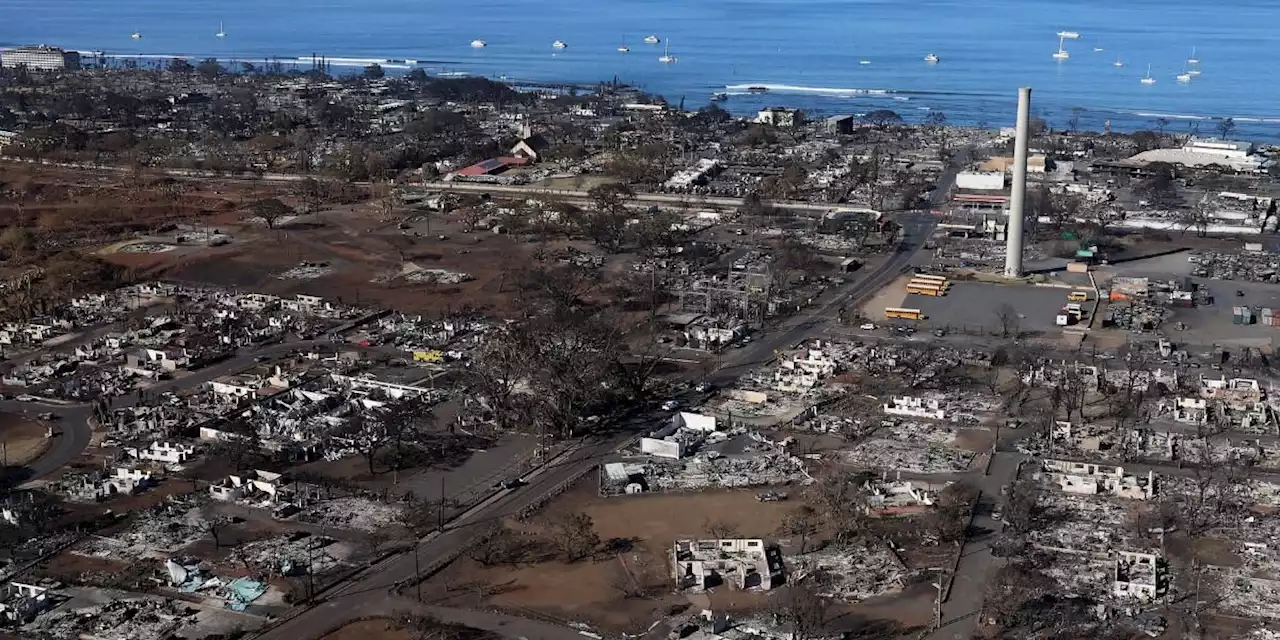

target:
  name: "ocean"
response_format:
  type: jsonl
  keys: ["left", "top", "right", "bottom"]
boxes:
{"left": 6, "top": 0, "right": 1280, "bottom": 139}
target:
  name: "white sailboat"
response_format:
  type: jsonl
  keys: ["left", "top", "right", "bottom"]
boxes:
{"left": 658, "top": 40, "right": 677, "bottom": 63}
{"left": 924, "top": 53, "right": 939, "bottom": 63}
{"left": 859, "top": 59, "right": 871, "bottom": 65}
{"left": 471, "top": 39, "right": 487, "bottom": 48}
{"left": 1057, "top": 30, "right": 1081, "bottom": 39}
{"left": 1141, "top": 64, "right": 1156, "bottom": 85}
{"left": 1052, "top": 34, "right": 1070, "bottom": 60}
{"left": 644, "top": 35, "right": 660, "bottom": 44}
{"left": 1113, "top": 56, "right": 1125, "bottom": 68}
{"left": 1188, "top": 47, "right": 1200, "bottom": 65}
{"left": 1176, "top": 63, "right": 1192, "bottom": 83}
{"left": 1188, "top": 68, "right": 1201, "bottom": 76}
{"left": 552, "top": 40, "right": 567, "bottom": 49}
{"left": 131, "top": 30, "right": 143, "bottom": 39}
{"left": 215, "top": 22, "right": 226, "bottom": 38}
{"left": 618, "top": 36, "right": 629, "bottom": 52}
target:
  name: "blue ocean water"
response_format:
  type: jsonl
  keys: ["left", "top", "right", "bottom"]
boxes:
{"left": 5, "top": 0, "right": 1280, "bottom": 139}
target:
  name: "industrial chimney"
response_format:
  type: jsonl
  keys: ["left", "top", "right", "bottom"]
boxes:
{"left": 1005, "top": 86, "right": 1032, "bottom": 278}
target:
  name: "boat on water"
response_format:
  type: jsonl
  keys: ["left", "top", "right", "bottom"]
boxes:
{"left": 710, "top": 92, "right": 728, "bottom": 102}
{"left": 552, "top": 40, "right": 567, "bottom": 49}
{"left": 659, "top": 40, "right": 677, "bottom": 63}
{"left": 131, "top": 31, "right": 142, "bottom": 39}
{"left": 215, "top": 22, "right": 226, "bottom": 38}
{"left": 618, "top": 45, "right": 629, "bottom": 52}
{"left": 1177, "top": 63, "right": 1192, "bottom": 83}
{"left": 1057, "top": 31, "right": 1081, "bottom": 39}
{"left": 746, "top": 86, "right": 769, "bottom": 94}
{"left": 644, "top": 35, "right": 660, "bottom": 44}
{"left": 471, "top": 39, "right": 487, "bottom": 48}
{"left": 859, "top": 59, "right": 871, "bottom": 65}
{"left": 1141, "top": 64, "right": 1156, "bottom": 85}
{"left": 1188, "top": 47, "right": 1200, "bottom": 65}
{"left": 1113, "top": 56, "right": 1125, "bottom": 68}
{"left": 1188, "top": 69, "right": 1202, "bottom": 76}
{"left": 1052, "top": 33, "right": 1070, "bottom": 60}
{"left": 924, "top": 53, "right": 939, "bottom": 63}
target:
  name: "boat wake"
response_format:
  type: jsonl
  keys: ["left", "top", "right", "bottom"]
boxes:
{"left": 1131, "top": 111, "right": 1280, "bottom": 125}
{"left": 723, "top": 82, "right": 986, "bottom": 98}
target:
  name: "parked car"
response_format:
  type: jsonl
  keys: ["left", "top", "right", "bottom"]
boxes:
{"left": 859, "top": 323, "right": 876, "bottom": 331}
{"left": 661, "top": 400, "right": 681, "bottom": 411}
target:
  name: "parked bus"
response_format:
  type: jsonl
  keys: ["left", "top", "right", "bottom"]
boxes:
{"left": 884, "top": 307, "right": 923, "bottom": 320}
{"left": 906, "top": 283, "right": 945, "bottom": 297}
{"left": 1067, "top": 291, "right": 1089, "bottom": 302}
{"left": 911, "top": 274, "right": 948, "bottom": 284}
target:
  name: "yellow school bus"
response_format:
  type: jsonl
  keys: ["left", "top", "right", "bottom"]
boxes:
{"left": 885, "top": 307, "right": 923, "bottom": 320}
{"left": 906, "top": 283, "right": 945, "bottom": 296}
{"left": 911, "top": 274, "right": 948, "bottom": 284}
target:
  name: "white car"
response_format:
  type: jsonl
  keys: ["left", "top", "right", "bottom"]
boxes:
{"left": 661, "top": 400, "right": 681, "bottom": 411}
{"left": 860, "top": 323, "right": 876, "bottom": 331}
{"left": 14, "top": 394, "right": 38, "bottom": 402}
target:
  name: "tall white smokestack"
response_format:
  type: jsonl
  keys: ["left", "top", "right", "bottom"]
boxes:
{"left": 1005, "top": 86, "right": 1031, "bottom": 278}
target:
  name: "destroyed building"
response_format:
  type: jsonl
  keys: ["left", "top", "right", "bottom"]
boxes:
{"left": 673, "top": 539, "right": 784, "bottom": 592}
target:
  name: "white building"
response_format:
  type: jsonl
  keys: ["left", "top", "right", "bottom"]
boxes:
{"left": 1129, "top": 137, "right": 1269, "bottom": 173}
{"left": 883, "top": 396, "right": 945, "bottom": 420}
{"left": 126, "top": 441, "right": 195, "bottom": 465}
{"left": 1113, "top": 551, "right": 1163, "bottom": 601}
{"left": 1042, "top": 459, "right": 1156, "bottom": 500}
{"left": 0, "top": 45, "right": 80, "bottom": 71}
{"left": 755, "top": 107, "right": 802, "bottom": 128}
{"left": 954, "top": 171, "right": 1006, "bottom": 191}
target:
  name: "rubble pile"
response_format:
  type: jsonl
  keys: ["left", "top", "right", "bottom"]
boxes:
{"left": 76, "top": 505, "right": 207, "bottom": 560}
{"left": 790, "top": 543, "right": 909, "bottom": 602}
{"left": 25, "top": 595, "right": 197, "bottom": 640}
{"left": 299, "top": 497, "right": 404, "bottom": 533}
{"left": 277, "top": 263, "right": 333, "bottom": 280}
{"left": 644, "top": 452, "right": 810, "bottom": 492}
{"left": 236, "top": 533, "right": 352, "bottom": 574}
{"left": 1189, "top": 251, "right": 1280, "bottom": 283}
{"left": 840, "top": 439, "right": 975, "bottom": 474}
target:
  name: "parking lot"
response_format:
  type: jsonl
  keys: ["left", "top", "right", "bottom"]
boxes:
{"left": 908, "top": 282, "right": 1083, "bottom": 335}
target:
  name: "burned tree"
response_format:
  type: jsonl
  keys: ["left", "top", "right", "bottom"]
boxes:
{"left": 544, "top": 511, "right": 600, "bottom": 562}
{"left": 777, "top": 505, "right": 820, "bottom": 554}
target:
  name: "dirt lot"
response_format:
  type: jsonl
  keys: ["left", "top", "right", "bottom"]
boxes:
{"left": 0, "top": 412, "right": 51, "bottom": 468}
{"left": 319, "top": 618, "right": 412, "bottom": 640}
{"left": 429, "top": 480, "right": 799, "bottom": 632}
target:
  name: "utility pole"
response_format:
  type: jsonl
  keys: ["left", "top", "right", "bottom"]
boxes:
{"left": 929, "top": 567, "right": 945, "bottom": 631}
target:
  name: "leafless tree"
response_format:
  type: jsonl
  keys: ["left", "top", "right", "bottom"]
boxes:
{"left": 777, "top": 505, "right": 819, "bottom": 553}
{"left": 544, "top": 511, "right": 600, "bottom": 562}
{"left": 995, "top": 303, "right": 1019, "bottom": 339}
{"left": 806, "top": 467, "right": 873, "bottom": 546}
{"left": 201, "top": 511, "right": 234, "bottom": 550}
{"left": 704, "top": 518, "right": 740, "bottom": 539}
{"left": 467, "top": 524, "right": 529, "bottom": 566}
{"left": 770, "top": 582, "right": 832, "bottom": 640}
